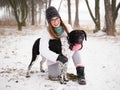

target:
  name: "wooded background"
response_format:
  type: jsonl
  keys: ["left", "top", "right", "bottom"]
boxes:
{"left": 0, "top": 0, "right": 120, "bottom": 36}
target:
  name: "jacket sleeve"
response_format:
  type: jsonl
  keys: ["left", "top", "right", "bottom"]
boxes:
{"left": 39, "top": 30, "right": 59, "bottom": 63}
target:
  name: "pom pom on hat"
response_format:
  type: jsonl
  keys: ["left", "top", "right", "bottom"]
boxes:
{"left": 46, "top": 6, "right": 61, "bottom": 22}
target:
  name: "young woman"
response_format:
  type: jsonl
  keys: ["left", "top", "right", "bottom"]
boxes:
{"left": 40, "top": 6, "right": 86, "bottom": 85}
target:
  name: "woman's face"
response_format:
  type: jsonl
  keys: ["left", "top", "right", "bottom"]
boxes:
{"left": 50, "top": 17, "right": 61, "bottom": 28}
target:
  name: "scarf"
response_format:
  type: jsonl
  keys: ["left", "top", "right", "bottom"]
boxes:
{"left": 54, "top": 26, "right": 64, "bottom": 35}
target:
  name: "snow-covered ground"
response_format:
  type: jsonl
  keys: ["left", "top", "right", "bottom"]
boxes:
{"left": 0, "top": 26, "right": 120, "bottom": 90}
{"left": 0, "top": 0, "right": 120, "bottom": 89}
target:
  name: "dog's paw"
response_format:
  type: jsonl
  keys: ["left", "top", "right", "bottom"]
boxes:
{"left": 64, "top": 78, "right": 69, "bottom": 82}
{"left": 60, "top": 80, "right": 67, "bottom": 84}
{"left": 60, "top": 81, "right": 67, "bottom": 84}
{"left": 40, "top": 69, "right": 45, "bottom": 73}
{"left": 59, "top": 77, "right": 67, "bottom": 84}
{"left": 26, "top": 75, "right": 30, "bottom": 78}
{"left": 26, "top": 74, "right": 30, "bottom": 78}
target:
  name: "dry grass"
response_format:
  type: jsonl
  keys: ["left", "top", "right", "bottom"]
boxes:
{"left": 73, "top": 26, "right": 93, "bottom": 33}
{"left": 0, "top": 21, "right": 17, "bottom": 26}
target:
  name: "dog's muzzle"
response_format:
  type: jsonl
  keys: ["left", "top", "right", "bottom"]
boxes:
{"left": 72, "top": 44, "right": 82, "bottom": 51}
{"left": 69, "top": 43, "right": 83, "bottom": 51}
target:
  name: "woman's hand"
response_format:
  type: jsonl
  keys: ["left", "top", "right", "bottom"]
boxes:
{"left": 57, "top": 54, "right": 68, "bottom": 64}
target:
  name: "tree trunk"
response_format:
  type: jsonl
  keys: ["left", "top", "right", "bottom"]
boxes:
{"left": 21, "top": 0, "right": 28, "bottom": 26}
{"left": 111, "top": 0, "right": 120, "bottom": 32}
{"left": 67, "top": 0, "right": 72, "bottom": 25}
{"left": 45, "top": 0, "right": 48, "bottom": 25}
{"left": 74, "top": 0, "right": 80, "bottom": 29}
{"left": 18, "top": 23, "right": 22, "bottom": 30}
{"left": 58, "top": 0, "right": 63, "bottom": 12}
{"left": 48, "top": 0, "right": 51, "bottom": 7}
{"left": 104, "top": 0, "right": 115, "bottom": 36}
{"left": 31, "top": 0, "right": 35, "bottom": 25}
{"left": 85, "top": 0, "right": 101, "bottom": 32}
{"left": 8, "top": 0, "right": 28, "bottom": 31}
{"left": 94, "top": 0, "right": 100, "bottom": 32}
{"left": 39, "top": 1, "right": 43, "bottom": 25}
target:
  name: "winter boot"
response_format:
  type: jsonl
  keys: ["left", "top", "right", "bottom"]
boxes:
{"left": 76, "top": 66, "right": 86, "bottom": 85}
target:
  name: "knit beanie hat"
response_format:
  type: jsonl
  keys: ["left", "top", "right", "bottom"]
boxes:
{"left": 46, "top": 6, "right": 61, "bottom": 22}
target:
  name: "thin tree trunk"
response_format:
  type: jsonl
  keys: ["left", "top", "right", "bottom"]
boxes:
{"left": 21, "top": 0, "right": 28, "bottom": 26}
{"left": 85, "top": 0, "right": 101, "bottom": 32}
{"left": 48, "top": 0, "right": 51, "bottom": 7}
{"left": 74, "top": 0, "right": 80, "bottom": 29}
{"left": 58, "top": 0, "right": 63, "bottom": 12}
{"left": 94, "top": 0, "right": 100, "bottom": 32}
{"left": 31, "top": 0, "right": 35, "bottom": 25}
{"left": 67, "top": 0, "right": 72, "bottom": 25}
{"left": 111, "top": 0, "right": 120, "bottom": 32}
{"left": 45, "top": 0, "right": 48, "bottom": 25}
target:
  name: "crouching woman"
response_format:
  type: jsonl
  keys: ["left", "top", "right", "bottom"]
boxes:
{"left": 40, "top": 6, "right": 86, "bottom": 85}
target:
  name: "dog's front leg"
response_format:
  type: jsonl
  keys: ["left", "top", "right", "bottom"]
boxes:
{"left": 63, "top": 63, "right": 69, "bottom": 82}
{"left": 58, "top": 62, "right": 68, "bottom": 84}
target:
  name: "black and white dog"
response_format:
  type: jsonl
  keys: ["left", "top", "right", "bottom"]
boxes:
{"left": 26, "top": 30, "right": 87, "bottom": 84}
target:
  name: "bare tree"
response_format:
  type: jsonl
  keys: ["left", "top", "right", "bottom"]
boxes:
{"left": 0, "top": 0, "right": 28, "bottom": 30}
{"left": 48, "top": 0, "right": 52, "bottom": 7}
{"left": 85, "top": 0, "right": 100, "bottom": 32}
{"left": 112, "top": 0, "right": 120, "bottom": 32}
{"left": 9, "top": 0, "right": 28, "bottom": 30}
{"left": 58, "top": 0, "right": 63, "bottom": 12}
{"left": 31, "top": 0, "right": 35, "bottom": 25}
{"left": 104, "top": 0, "right": 115, "bottom": 36}
{"left": 74, "top": 0, "right": 80, "bottom": 29}
{"left": 38, "top": 0, "right": 44, "bottom": 24}
{"left": 67, "top": 0, "right": 72, "bottom": 25}
{"left": 102, "top": 0, "right": 119, "bottom": 33}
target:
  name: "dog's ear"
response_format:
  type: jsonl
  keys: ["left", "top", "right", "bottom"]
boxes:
{"left": 81, "top": 30, "right": 87, "bottom": 41}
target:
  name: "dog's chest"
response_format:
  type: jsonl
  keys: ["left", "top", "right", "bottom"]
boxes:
{"left": 60, "top": 37, "right": 74, "bottom": 59}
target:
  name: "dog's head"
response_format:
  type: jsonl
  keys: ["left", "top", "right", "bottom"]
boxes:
{"left": 68, "top": 30, "right": 87, "bottom": 51}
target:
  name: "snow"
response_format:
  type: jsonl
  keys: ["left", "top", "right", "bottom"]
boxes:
{"left": 0, "top": 26, "right": 120, "bottom": 90}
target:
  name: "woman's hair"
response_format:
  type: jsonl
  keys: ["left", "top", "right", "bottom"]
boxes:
{"left": 48, "top": 19, "right": 69, "bottom": 39}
